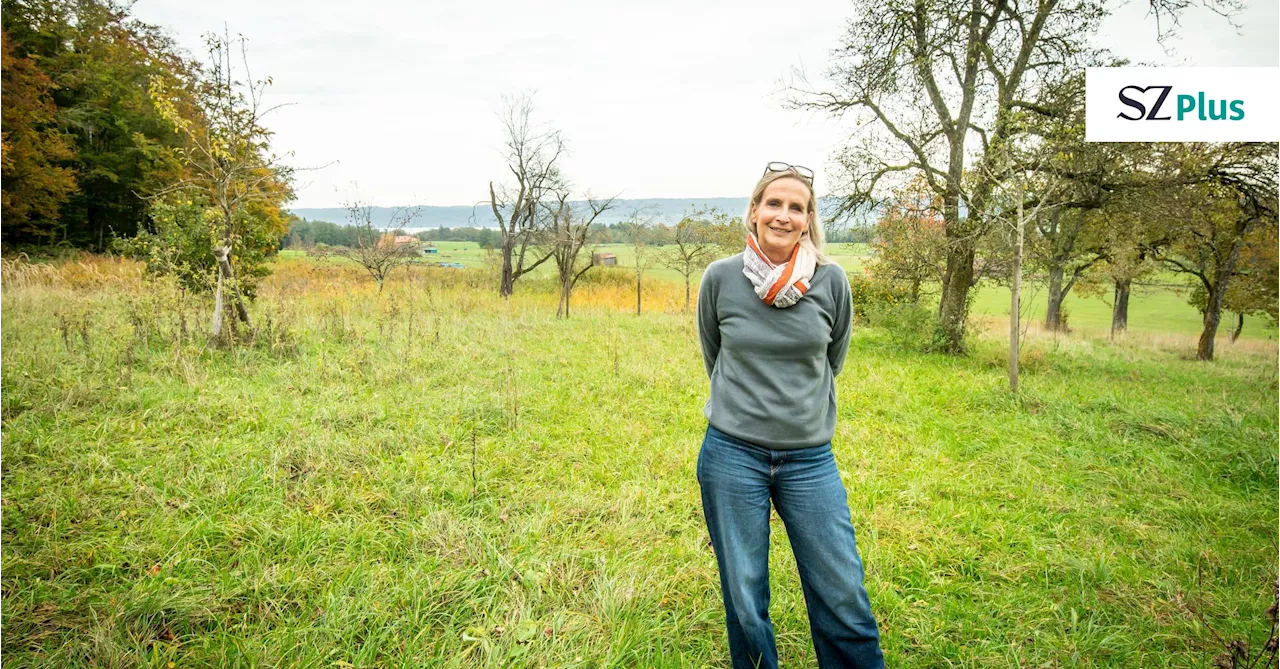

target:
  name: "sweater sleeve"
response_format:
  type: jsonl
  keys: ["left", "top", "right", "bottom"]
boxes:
{"left": 827, "top": 268, "right": 853, "bottom": 377}
{"left": 696, "top": 266, "right": 721, "bottom": 379}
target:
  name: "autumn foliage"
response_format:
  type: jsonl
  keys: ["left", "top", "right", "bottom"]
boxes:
{"left": 1, "top": 28, "right": 77, "bottom": 241}
{"left": 867, "top": 176, "right": 948, "bottom": 304}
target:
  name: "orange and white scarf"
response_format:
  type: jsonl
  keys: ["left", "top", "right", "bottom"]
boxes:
{"left": 742, "top": 233, "right": 817, "bottom": 308}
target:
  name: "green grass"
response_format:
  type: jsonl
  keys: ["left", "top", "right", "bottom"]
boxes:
{"left": 2, "top": 256, "right": 1275, "bottom": 667}
{"left": 969, "top": 283, "right": 1279, "bottom": 340}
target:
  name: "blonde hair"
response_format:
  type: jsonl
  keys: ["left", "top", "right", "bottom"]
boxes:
{"left": 743, "top": 169, "right": 833, "bottom": 265}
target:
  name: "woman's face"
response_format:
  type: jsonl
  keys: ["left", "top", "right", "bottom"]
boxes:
{"left": 752, "top": 177, "right": 811, "bottom": 258}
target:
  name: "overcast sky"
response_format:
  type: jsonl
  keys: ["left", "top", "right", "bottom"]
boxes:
{"left": 132, "top": 0, "right": 1278, "bottom": 209}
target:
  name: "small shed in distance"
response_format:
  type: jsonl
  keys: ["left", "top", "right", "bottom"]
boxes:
{"left": 592, "top": 252, "right": 617, "bottom": 267}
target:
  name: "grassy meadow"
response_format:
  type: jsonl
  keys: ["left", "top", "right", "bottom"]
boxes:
{"left": 1, "top": 253, "right": 1277, "bottom": 667}
{"left": 290, "top": 240, "right": 1278, "bottom": 342}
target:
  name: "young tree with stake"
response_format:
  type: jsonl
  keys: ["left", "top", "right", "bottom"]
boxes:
{"left": 148, "top": 30, "right": 293, "bottom": 338}
{"left": 621, "top": 207, "right": 661, "bottom": 315}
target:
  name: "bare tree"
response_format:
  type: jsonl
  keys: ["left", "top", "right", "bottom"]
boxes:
{"left": 487, "top": 94, "right": 564, "bottom": 297}
{"left": 662, "top": 206, "right": 737, "bottom": 311}
{"left": 543, "top": 193, "right": 617, "bottom": 318}
{"left": 149, "top": 29, "right": 293, "bottom": 337}
{"left": 999, "top": 172, "right": 1062, "bottom": 392}
{"left": 790, "top": 0, "right": 1237, "bottom": 354}
{"left": 621, "top": 206, "right": 660, "bottom": 315}
{"left": 320, "top": 202, "right": 422, "bottom": 292}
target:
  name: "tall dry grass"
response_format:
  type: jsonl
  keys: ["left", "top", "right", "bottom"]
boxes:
{"left": 1, "top": 253, "right": 143, "bottom": 290}
{"left": 968, "top": 314, "right": 1278, "bottom": 365}
{"left": 262, "top": 256, "right": 697, "bottom": 317}
{"left": 3, "top": 252, "right": 1274, "bottom": 366}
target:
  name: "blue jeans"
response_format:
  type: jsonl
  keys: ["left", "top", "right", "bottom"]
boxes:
{"left": 697, "top": 424, "right": 884, "bottom": 669}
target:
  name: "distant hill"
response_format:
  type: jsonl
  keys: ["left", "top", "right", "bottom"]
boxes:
{"left": 291, "top": 196, "right": 864, "bottom": 231}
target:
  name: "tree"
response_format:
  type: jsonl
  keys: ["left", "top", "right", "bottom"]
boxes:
{"left": 792, "top": 0, "right": 1233, "bottom": 353}
{"left": 1146, "top": 143, "right": 1278, "bottom": 361}
{"left": 320, "top": 202, "right": 421, "bottom": 292}
{"left": 1, "top": 27, "right": 77, "bottom": 243}
{"left": 620, "top": 207, "right": 660, "bottom": 315}
{"left": 1027, "top": 208, "right": 1108, "bottom": 331}
{"left": 976, "top": 148, "right": 1066, "bottom": 391}
{"left": 543, "top": 193, "right": 616, "bottom": 318}
{"left": 475, "top": 227, "right": 499, "bottom": 250}
{"left": 1217, "top": 223, "right": 1279, "bottom": 342}
{"left": 1098, "top": 227, "right": 1159, "bottom": 338}
{"left": 284, "top": 217, "right": 369, "bottom": 249}
{"left": 148, "top": 30, "right": 294, "bottom": 337}
{"left": 1085, "top": 183, "right": 1170, "bottom": 338}
{"left": 662, "top": 206, "right": 737, "bottom": 311}
{"left": 1, "top": 0, "right": 196, "bottom": 249}
{"left": 487, "top": 93, "right": 563, "bottom": 297}
{"left": 867, "top": 176, "right": 947, "bottom": 303}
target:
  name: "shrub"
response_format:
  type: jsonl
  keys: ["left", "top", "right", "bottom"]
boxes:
{"left": 576, "top": 266, "right": 633, "bottom": 287}
{"left": 863, "top": 301, "right": 936, "bottom": 351}
{"left": 848, "top": 273, "right": 914, "bottom": 323}
{"left": 113, "top": 194, "right": 278, "bottom": 299}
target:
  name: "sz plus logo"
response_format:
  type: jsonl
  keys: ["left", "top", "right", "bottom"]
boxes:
{"left": 1116, "top": 85, "right": 1245, "bottom": 122}
{"left": 1085, "top": 67, "right": 1277, "bottom": 142}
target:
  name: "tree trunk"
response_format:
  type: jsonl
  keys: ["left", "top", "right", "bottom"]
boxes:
{"left": 1230, "top": 312, "right": 1244, "bottom": 343}
{"left": 636, "top": 271, "right": 642, "bottom": 315}
{"left": 93, "top": 208, "right": 104, "bottom": 253}
{"left": 215, "top": 201, "right": 251, "bottom": 327}
{"left": 1110, "top": 278, "right": 1131, "bottom": 338}
{"left": 216, "top": 247, "right": 251, "bottom": 326}
{"left": 211, "top": 246, "right": 251, "bottom": 336}
{"left": 685, "top": 274, "right": 692, "bottom": 312}
{"left": 211, "top": 260, "right": 226, "bottom": 337}
{"left": 937, "top": 241, "right": 975, "bottom": 354}
{"left": 499, "top": 245, "right": 515, "bottom": 297}
{"left": 1198, "top": 292, "right": 1223, "bottom": 361}
{"left": 556, "top": 281, "right": 571, "bottom": 318}
{"left": 909, "top": 277, "right": 921, "bottom": 305}
{"left": 1045, "top": 264, "right": 1066, "bottom": 331}
{"left": 1197, "top": 229, "right": 1246, "bottom": 361}
{"left": 1010, "top": 191, "right": 1023, "bottom": 393}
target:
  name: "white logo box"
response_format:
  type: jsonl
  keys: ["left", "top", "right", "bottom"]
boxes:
{"left": 1085, "top": 67, "right": 1280, "bottom": 142}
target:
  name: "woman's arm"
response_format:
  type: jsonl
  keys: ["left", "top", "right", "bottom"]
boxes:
{"left": 696, "top": 267, "right": 720, "bottom": 379}
{"left": 827, "top": 268, "right": 853, "bottom": 377}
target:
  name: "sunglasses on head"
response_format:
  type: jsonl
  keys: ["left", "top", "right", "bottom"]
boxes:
{"left": 763, "top": 162, "right": 814, "bottom": 186}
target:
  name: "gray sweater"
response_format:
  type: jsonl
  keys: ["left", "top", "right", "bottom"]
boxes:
{"left": 696, "top": 254, "right": 853, "bottom": 450}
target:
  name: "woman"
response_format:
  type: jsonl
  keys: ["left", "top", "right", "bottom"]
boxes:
{"left": 696, "top": 162, "right": 884, "bottom": 668}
